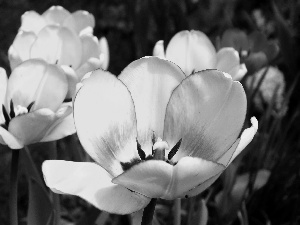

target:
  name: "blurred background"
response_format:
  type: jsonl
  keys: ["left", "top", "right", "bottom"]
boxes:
{"left": 0, "top": 0, "right": 299, "bottom": 224}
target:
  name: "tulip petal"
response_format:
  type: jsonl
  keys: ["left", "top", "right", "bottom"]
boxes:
{"left": 20, "top": 11, "right": 47, "bottom": 34}
{"left": 30, "top": 25, "right": 82, "bottom": 69}
{"left": 42, "top": 6, "right": 71, "bottom": 26}
{"left": 113, "top": 160, "right": 173, "bottom": 198}
{"left": 228, "top": 117, "right": 258, "bottom": 165}
{"left": 8, "top": 31, "right": 37, "bottom": 70}
{"left": 0, "top": 127, "right": 23, "bottom": 149}
{"left": 166, "top": 30, "right": 217, "bottom": 75}
{"left": 40, "top": 104, "right": 75, "bottom": 142}
{"left": 80, "top": 34, "right": 100, "bottom": 64}
{"left": 73, "top": 70, "right": 139, "bottom": 177}
{"left": 180, "top": 173, "right": 222, "bottom": 198}
{"left": 8, "top": 108, "right": 66, "bottom": 146}
{"left": 71, "top": 10, "right": 95, "bottom": 34}
{"left": 75, "top": 57, "right": 101, "bottom": 81}
{"left": 0, "top": 68, "right": 7, "bottom": 106}
{"left": 42, "top": 160, "right": 150, "bottom": 214}
{"left": 99, "top": 37, "right": 109, "bottom": 70}
{"left": 118, "top": 57, "right": 185, "bottom": 155}
{"left": 217, "top": 138, "right": 240, "bottom": 166}
{"left": 216, "top": 47, "right": 247, "bottom": 80}
{"left": 60, "top": 65, "right": 79, "bottom": 99}
{"left": 153, "top": 40, "right": 165, "bottom": 58}
{"left": 113, "top": 157, "right": 224, "bottom": 199}
{"left": 163, "top": 70, "right": 247, "bottom": 162}
{"left": 6, "top": 59, "right": 68, "bottom": 112}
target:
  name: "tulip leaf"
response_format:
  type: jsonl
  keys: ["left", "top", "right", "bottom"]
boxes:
{"left": 27, "top": 177, "right": 54, "bottom": 225}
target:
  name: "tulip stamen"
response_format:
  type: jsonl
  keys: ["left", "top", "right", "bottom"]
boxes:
{"left": 137, "top": 139, "right": 146, "bottom": 160}
{"left": 168, "top": 138, "right": 182, "bottom": 160}
{"left": 27, "top": 101, "right": 35, "bottom": 112}
{"left": 10, "top": 100, "right": 15, "bottom": 118}
{"left": 153, "top": 138, "right": 169, "bottom": 160}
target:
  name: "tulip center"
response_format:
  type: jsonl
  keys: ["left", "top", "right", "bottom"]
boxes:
{"left": 121, "top": 134, "right": 182, "bottom": 171}
{"left": 1, "top": 100, "right": 35, "bottom": 130}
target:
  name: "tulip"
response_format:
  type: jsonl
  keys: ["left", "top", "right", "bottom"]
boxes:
{"left": 0, "top": 59, "right": 75, "bottom": 149}
{"left": 220, "top": 29, "right": 279, "bottom": 74}
{"left": 42, "top": 57, "right": 257, "bottom": 214}
{"left": 8, "top": 6, "right": 109, "bottom": 98}
{"left": 153, "top": 30, "right": 247, "bottom": 80}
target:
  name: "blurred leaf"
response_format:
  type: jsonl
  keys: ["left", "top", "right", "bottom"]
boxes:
{"left": 27, "top": 177, "right": 54, "bottom": 225}
{"left": 197, "top": 200, "right": 208, "bottom": 225}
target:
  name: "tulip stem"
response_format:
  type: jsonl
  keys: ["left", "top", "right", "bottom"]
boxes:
{"left": 174, "top": 198, "right": 181, "bottom": 225}
{"left": 141, "top": 198, "right": 157, "bottom": 225}
{"left": 9, "top": 149, "right": 20, "bottom": 225}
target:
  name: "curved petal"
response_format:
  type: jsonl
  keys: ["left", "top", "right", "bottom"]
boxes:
{"left": 42, "top": 160, "right": 150, "bottom": 214}
{"left": 73, "top": 69, "right": 139, "bottom": 177}
{"left": 216, "top": 138, "right": 240, "bottom": 166}
{"left": 113, "top": 160, "right": 173, "bottom": 198}
{"left": 0, "top": 127, "right": 23, "bottom": 149}
{"left": 163, "top": 70, "right": 247, "bottom": 162}
{"left": 20, "top": 11, "right": 47, "bottom": 34}
{"left": 30, "top": 25, "right": 82, "bottom": 69}
{"left": 80, "top": 34, "right": 100, "bottom": 64}
{"left": 166, "top": 30, "right": 217, "bottom": 75}
{"left": 8, "top": 31, "right": 36, "bottom": 70}
{"left": 153, "top": 40, "right": 165, "bottom": 58}
{"left": 99, "top": 37, "right": 109, "bottom": 70}
{"left": 42, "top": 6, "right": 71, "bottom": 26}
{"left": 228, "top": 117, "right": 258, "bottom": 165}
{"left": 71, "top": 10, "right": 95, "bottom": 34}
{"left": 6, "top": 59, "right": 68, "bottom": 112}
{"left": 75, "top": 57, "right": 101, "bottom": 81}
{"left": 113, "top": 157, "right": 224, "bottom": 199}
{"left": 61, "top": 65, "right": 79, "bottom": 99}
{"left": 8, "top": 108, "right": 65, "bottom": 146}
{"left": 118, "top": 57, "right": 186, "bottom": 155}
{"left": 40, "top": 104, "right": 75, "bottom": 142}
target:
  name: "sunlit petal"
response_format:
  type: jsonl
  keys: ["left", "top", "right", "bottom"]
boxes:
{"left": 163, "top": 70, "right": 247, "bottom": 162}
{"left": 40, "top": 103, "right": 75, "bottom": 142}
{"left": 228, "top": 117, "right": 258, "bottom": 165}
{"left": 42, "top": 6, "right": 71, "bottom": 26}
{"left": 166, "top": 30, "right": 217, "bottom": 75}
{"left": 71, "top": 10, "right": 95, "bottom": 34}
{"left": 0, "top": 68, "right": 7, "bottom": 106}
{"left": 6, "top": 59, "right": 68, "bottom": 112}
{"left": 0, "top": 127, "right": 23, "bottom": 149}
{"left": 153, "top": 40, "right": 165, "bottom": 58}
{"left": 8, "top": 108, "right": 65, "bottom": 145}
{"left": 42, "top": 160, "right": 150, "bottom": 214}
{"left": 20, "top": 11, "right": 47, "bottom": 34}
{"left": 113, "top": 160, "right": 173, "bottom": 198}
{"left": 61, "top": 65, "right": 79, "bottom": 99}
{"left": 73, "top": 70, "right": 139, "bottom": 177}
{"left": 99, "top": 37, "right": 109, "bottom": 70}
{"left": 80, "top": 34, "right": 100, "bottom": 64}
{"left": 8, "top": 31, "right": 36, "bottom": 70}
{"left": 30, "top": 25, "right": 82, "bottom": 69}
{"left": 119, "top": 57, "right": 185, "bottom": 155}
{"left": 75, "top": 58, "right": 101, "bottom": 81}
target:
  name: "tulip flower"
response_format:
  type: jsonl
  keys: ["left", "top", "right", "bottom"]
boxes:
{"left": 153, "top": 30, "right": 247, "bottom": 80}
{"left": 220, "top": 29, "right": 279, "bottom": 74}
{"left": 42, "top": 57, "right": 257, "bottom": 214}
{"left": 8, "top": 5, "right": 109, "bottom": 98}
{"left": 0, "top": 59, "right": 75, "bottom": 149}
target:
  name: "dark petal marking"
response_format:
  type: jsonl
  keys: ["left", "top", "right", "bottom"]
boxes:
{"left": 120, "top": 158, "right": 142, "bottom": 171}
{"left": 2, "top": 105, "right": 10, "bottom": 126}
{"left": 9, "top": 100, "right": 15, "bottom": 119}
{"left": 27, "top": 101, "right": 35, "bottom": 112}
{"left": 137, "top": 139, "right": 146, "bottom": 160}
{"left": 168, "top": 138, "right": 182, "bottom": 160}
{"left": 63, "top": 98, "right": 72, "bottom": 103}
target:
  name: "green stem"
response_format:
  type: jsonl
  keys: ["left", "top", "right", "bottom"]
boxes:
{"left": 9, "top": 150, "right": 20, "bottom": 225}
{"left": 141, "top": 198, "right": 157, "bottom": 225}
{"left": 174, "top": 198, "right": 181, "bottom": 225}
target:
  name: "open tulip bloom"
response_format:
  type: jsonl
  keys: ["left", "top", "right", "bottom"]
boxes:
{"left": 42, "top": 57, "right": 258, "bottom": 214}
{"left": 0, "top": 59, "right": 75, "bottom": 149}
{"left": 8, "top": 5, "right": 109, "bottom": 98}
{"left": 153, "top": 30, "right": 247, "bottom": 80}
